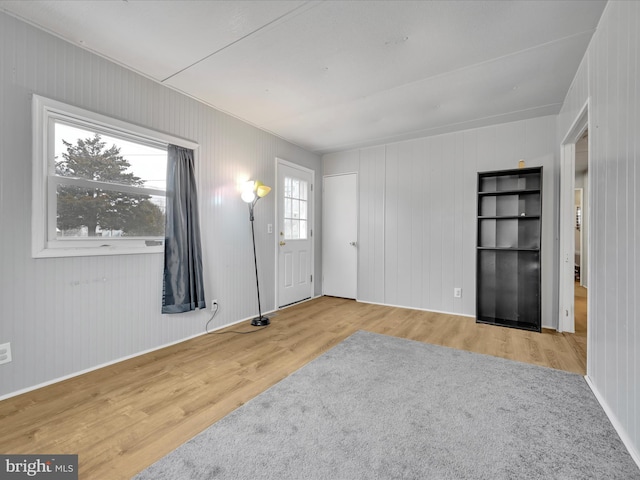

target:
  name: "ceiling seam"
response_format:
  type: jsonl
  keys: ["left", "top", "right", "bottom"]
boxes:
{"left": 320, "top": 30, "right": 595, "bottom": 108}
{"left": 255, "top": 29, "right": 598, "bottom": 128}
{"left": 160, "top": 1, "right": 318, "bottom": 84}
{"left": 376, "top": 29, "right": 601, "bottom": 97}
{"left": 0, "top": 4, "right": 315, "bottom": 153}
{"left": 319, "top": 103, "right": 563, "bottom": 154}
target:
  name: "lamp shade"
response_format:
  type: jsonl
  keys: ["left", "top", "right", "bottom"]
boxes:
{"left": 241, "top": 190, "right": 256, "bottom": 203}
{"left": 241, "top": 180, "right": 256, "bottom": 203}
{"left": 241, "top": 180, "right": 271, "bottom": 202}
{"left": 256, "top": 185, "right": 271, "bottom": 198}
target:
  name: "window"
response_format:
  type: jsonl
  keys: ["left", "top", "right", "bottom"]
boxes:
{"left": 32, "top": 95, "right": 197, "bottom": 257}
{"left": 283, "top": 176, "right": 308, "bottom": 240}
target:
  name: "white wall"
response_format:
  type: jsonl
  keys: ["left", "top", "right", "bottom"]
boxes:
{"left": 0, "top": 12, "right": 321, "bottom": 398}
{"left": 324, "top": 115, "right": 557, "bottom": 326}
{"left": 558, "top": 0, "right": 640, "bottom": 464}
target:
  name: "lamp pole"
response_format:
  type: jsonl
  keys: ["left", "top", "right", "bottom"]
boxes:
{"left": 248, "top": 199, "right": 269, "bottom": 326}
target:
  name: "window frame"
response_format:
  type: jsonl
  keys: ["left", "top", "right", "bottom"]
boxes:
{"left": 32, "top": 95, "right": 198, "bottom": 258}
{"left": 283, "top": 175, "right": 309, "bottom": 240}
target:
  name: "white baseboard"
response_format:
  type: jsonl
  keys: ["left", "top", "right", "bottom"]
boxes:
{"left": 355, "top": 299, "right": 476, "bottom": 319}
{"left": 277, "top": 294, "right": 322, "bottom": 310}
{"left": 355, "top": 299, "right": 561, "bottom": 330}
{"left": 0, "top": 312, "right": 265, "bottom": 402}
{"left": 585, "top": 375, "right": 640, "bottom": 470}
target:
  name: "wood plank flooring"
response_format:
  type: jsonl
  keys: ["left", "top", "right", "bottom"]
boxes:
{"left": 0, "top": 297, "right": 587, "bottom": 479}
{"left": 570, "top": 281, "right": 588, "bottom": 363}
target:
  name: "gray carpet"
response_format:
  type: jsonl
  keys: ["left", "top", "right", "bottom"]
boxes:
{"left": 134, "top": 331, "right": 640, "bottom": 479}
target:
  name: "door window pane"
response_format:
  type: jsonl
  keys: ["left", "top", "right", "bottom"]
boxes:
{"left": 283, "top": 176, "right": 308, "bottom": 240}
{"left": 292, "top": 199, "right": 300, "bottom": 219}
{"left": 284, "top": 198, "right": 291, "bottom": 218}
{"left": 300, "top": 200, "right": 307, "bottom": 220}
{"left": 292, "top": 179, "right": 299, "bottom": 198}
{"left": 284, "top": 177, "right": 292, "bottom": 197}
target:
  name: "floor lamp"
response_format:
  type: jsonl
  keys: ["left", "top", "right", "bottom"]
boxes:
{"left": 242, "top": 180, "right": 272, "bottom": 326}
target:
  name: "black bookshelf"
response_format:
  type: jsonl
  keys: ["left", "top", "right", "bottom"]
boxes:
{"left": 476, "top": 167, "right": 542, "bottom": 332}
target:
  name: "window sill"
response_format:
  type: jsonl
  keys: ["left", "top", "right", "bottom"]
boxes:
{"left": 33, "top": 243, "right": 164, "bottom": 258}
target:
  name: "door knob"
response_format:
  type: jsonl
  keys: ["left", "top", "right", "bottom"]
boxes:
{"left": 350, "top": 241, "right": 357, "bottom": 246}
{"left": 279, "top": 241, "right": 286, "bottom": 246}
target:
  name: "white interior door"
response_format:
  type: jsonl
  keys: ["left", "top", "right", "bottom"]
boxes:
{"left": 323, "top": 174, "right": 357, "bottom": 299}
{"left": 277, "top": 160, "right": 313, "bottom": 307}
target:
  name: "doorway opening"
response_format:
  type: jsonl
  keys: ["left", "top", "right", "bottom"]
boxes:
{"left": 573, "top": 131, "right": 588, "bottom": 364}
{"left": 559, "top": 101, "right": 588, "bottom": 373}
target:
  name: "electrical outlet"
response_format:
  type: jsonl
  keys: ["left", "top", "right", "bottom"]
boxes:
{"left": 211, "top": 299, "right": 218, "bottom": 311}
{"left": 0, "top": 343, "right": 12, "bottom": 365}
{"left": 454, "top": 288, "right": 462, "bottom": 298}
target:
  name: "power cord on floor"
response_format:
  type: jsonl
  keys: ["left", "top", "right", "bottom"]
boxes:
{"left": 205, "top": 301, "right": 269, "bottom": 335}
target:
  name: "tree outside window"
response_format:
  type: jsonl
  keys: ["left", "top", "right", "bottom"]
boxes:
{"left": 55, "top": 133, "right": 165, "bottom": 238}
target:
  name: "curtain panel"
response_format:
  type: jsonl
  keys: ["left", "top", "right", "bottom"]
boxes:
{"left": 162, "top": 144, "right": 206, "bottom": 313}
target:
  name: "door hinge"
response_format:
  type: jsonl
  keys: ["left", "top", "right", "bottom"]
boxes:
{"left": 310, "top": 229, "right": 313, "bottom": 237}
{"left": 311, "top": 184, "right": 313, "bottom": 192}
{"left": 310, "top": 274, "right": 313, "bottom": 282}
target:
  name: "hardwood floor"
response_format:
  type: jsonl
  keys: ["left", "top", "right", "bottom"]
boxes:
{"left": 570, "top": 281, "right": 588, "bottom": 365}
{"left": 0, "top": 297, "right": 587, "bottom": 479}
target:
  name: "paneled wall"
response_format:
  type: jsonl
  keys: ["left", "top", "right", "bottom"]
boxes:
{"left": 558, "top": 1, "right": 640, "bottom": 464}
{"left": 0, "top": 12, "right": 321, "bottom": 398}
{"left": 557, "top": 54, "right": 589, "bottom": 139}
{"left": 324, "top": 115, "right": 557, "bottom": 325}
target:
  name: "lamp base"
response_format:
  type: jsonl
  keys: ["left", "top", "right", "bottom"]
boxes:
{"left": 251, "top": 315, "right": 270, "bottom": 327}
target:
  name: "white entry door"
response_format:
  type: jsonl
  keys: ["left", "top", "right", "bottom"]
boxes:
{"left": 277, "top": 160, "right": 313, "bottom": 307}
{"left": 322, "top": 174, "right": 357, "bottom": 299}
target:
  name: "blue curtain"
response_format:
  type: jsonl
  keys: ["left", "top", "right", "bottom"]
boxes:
{"left": 162, "top": 145, "right": 206, "bottom": 313}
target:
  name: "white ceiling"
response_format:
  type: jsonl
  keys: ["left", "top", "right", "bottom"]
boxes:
{"left": 0, "top": 0, "right": 606, "bottom": 154}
